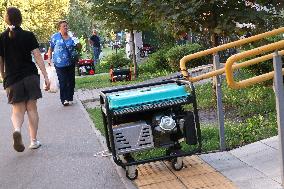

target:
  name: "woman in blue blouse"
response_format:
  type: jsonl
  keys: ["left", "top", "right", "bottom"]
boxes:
{"left": 47, "top": 20, "right": 79, "bottom": 106}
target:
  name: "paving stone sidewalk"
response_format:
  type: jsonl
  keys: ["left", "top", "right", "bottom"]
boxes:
{"left": 0, "top": 85, "right": 126, "bottom": 189}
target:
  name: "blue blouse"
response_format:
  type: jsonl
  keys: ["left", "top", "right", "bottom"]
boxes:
{"left": 50, "top": 32, "right": 76, "bottom": 68}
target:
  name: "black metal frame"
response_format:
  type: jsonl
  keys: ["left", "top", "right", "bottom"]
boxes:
{"left": 99, "top": 79, "right": 202, "bottom": 168}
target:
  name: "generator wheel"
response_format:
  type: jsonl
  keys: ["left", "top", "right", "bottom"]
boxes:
{"left": 140, "top": 51, "right": 145, "bottom": 58}
{"left": 126, "top": 169, "right": 138, "bottom": 180}
{"left": 171, "top": 157, "right": 183, "bottom": 171}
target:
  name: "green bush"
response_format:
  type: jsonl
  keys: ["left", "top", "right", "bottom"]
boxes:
{"left": 165, "top": 43, "right": 210, "bottom": 71}
{"left": 221, "top": 70, "right": 275, "bottom": 116}
{"left": 242, "top": 56, "right": 274, "bottom": 76}
{"left": 78, "top": 36, "right": 92, "bottom": 60}
{"left": 240, "top": 34, "right": 284, "bottom": 76}
{"left": 139, "top": 43, "right": 209, "bottom": 74}
{"left": 95, "top": 51, "right": 131, "bottom": 73}
{"left": 139, "top": 48, "right": 172, "bottom": 73}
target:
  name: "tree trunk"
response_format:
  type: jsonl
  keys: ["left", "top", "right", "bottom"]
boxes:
{"left": 84, "top": 32, "right": 91, "bottom": 52}
{"left": 130, "top": 29, "right": 138, "bottom": 78}
{"left": 210, "top": 33, "right": 219, "bottom": 47}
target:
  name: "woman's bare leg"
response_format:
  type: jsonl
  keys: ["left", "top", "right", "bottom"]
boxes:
{"left": 11, "top": 102, "right": 26, "bottom": 131}
{"left": 26, "top": 100, "right": 39, "bottom": 142}
{"left": 11, "top": 102, "right": 26, "bottom": 152}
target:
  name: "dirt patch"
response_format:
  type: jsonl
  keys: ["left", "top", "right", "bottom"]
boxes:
{"left": 84, "top": 101, "right": 101, "bottom": 109}
{"left": 198, "top": 107, "right": 245, "bottom": 125}
{"left": 198, "top": 109, "right": 218, "bottom": 124}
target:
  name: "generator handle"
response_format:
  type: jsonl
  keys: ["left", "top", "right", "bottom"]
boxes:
{"left": 170, "top": 79, "right": 193, "bottom": 90}
{"left": 174, "top": 79, "right": 191, "bottom": 86}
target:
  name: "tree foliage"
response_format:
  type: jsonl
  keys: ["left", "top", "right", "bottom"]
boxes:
{"left": 137, "top": 0, "right": 283, "bottom": 46}
{"left": 0, "top": 0, "right": 69, "bottom": 43}
{"left": 90, "top": 0, "right": 153, "bottom": 77}
{"left": 90, "top": 0, "right": 150, "bottom": 32}
{"left": 67, "top": 0, "right": 93, "bottom": 39}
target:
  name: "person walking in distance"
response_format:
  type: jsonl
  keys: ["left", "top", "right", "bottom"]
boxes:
{"left": 89, "top": 29, "right": 101, "bottom": 65}
{"left": 0, "top": 7, "right": 50, "bottom": 152}
{"left": 47, "top": 20, "right": 80, "bottom": 106}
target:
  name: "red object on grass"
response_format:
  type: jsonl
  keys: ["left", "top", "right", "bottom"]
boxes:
{"left": 89, "top": 69, "right": 95, "bottom": 75}
{"left": 77, "top": 59, "right": 94, "bottom": 65}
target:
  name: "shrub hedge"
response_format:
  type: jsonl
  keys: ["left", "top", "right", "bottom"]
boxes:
{"left": 95, "top": 51, "right": 131, "bottom": 73}
{"left": 165, "top": 43, "right": 210, "bottom": 71}
{"left": 96, "top": 43, "right": 211, "bottom": 75}
{"left": 139, "top": 48, "right": 172, "bottom": 73}
{"left": 139, "top": 43, "right": 211, "bottom": 73}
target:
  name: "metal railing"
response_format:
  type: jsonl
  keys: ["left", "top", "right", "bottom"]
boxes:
{"left": 225, "top": 40, "right": 284, "bottom": 89}
{"left": 184, "top": 49, "right": 284, "bottom": 82}
{"left": 179, "top": 27, "right": 284, "bottom": 184}
{"left": 180, "top": 27, "right": 284, "bottom": 81}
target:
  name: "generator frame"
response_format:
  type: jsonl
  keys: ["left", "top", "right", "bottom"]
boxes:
{"left": 99, "top": 79, "right": 202, "bottom": 179}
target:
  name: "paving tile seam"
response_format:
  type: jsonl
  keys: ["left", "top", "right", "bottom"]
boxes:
{"left": 162, "top": 161, "right": 190, "bottom": 189}
{"left": 260, "top": 140, "right": 279, "bottom": 151}
{"left": 194, "top": 156, "right": 239, "bottom": 188}
{"left": 136, "top": 178, "right": 184, "bottom": 188}
{"left": 227, "top": 150, "right": 277, "bottom": 184}
{"left": 271, "top": 178, "right": 282, "bottom": 185}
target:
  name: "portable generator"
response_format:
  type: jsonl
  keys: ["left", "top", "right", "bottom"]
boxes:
{"left": 76, "top": 59, "right": 95, "bottom": 76}
{"left": 109, "top": 67, "right": 131, "bottom": 82}
{"left": 99, "top": 78, "right": 201, "bottom": 180}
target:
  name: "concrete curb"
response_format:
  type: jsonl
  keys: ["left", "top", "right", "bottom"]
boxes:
{"left": 75, "top": 94, "right": 137, "bottom": 189}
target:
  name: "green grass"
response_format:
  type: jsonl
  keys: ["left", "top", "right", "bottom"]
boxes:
{"left": 87, "top": 107, "right": 277, "bottom": 160}
{"left": 75, "top": 70, "right": 171, "bottom": 89}
{"left": 87, "top": 108, "right": 105, "bottom": 136}
{"left": 191, "top": 71, "right": 275, "bottom": 117}
{"left": 133, "top": 148, "right": 168, "bottom": 161}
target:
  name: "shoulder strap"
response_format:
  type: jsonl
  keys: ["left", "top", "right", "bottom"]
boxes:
{"left": 59, "top": 33, "right": 72, "bottom": 59}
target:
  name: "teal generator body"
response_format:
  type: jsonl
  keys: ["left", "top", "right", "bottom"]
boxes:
{"left": 107, "top": 84, "right": 189, "bottom": 110}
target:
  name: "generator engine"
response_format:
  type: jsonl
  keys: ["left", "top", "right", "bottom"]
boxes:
{"left": 153, "top": 114, "right": 177, "bottom": 132}
{"left": 152, "top": 113, "right": 180, "bottom": 146}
